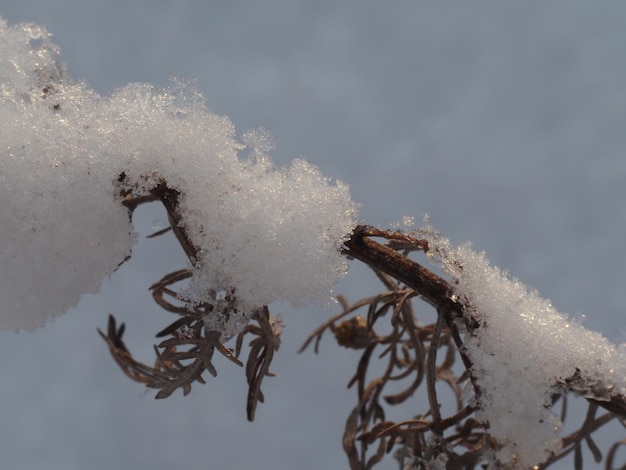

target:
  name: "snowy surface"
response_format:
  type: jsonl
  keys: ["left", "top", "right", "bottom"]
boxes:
{"left": 1, "top": 3, "right": 626, "bottom": 470}
{"left": 422, "top": 224, "right": 626, "bottom": 467}
{"left": 0, "top": 18, "right": 357, "bottom": 333}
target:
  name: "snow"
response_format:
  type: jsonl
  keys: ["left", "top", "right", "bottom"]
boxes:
{"left": 420, "top": 222, "right": 626, "bottom": 468}
{"left": 3, "top": 13, "right": 625, "bottom": 468}
{"left": 0, "top": 18, "right": 358, "bottom": 332}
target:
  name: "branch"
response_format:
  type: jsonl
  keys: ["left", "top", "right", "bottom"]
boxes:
{"left": 341, "top": 225, "right": 626, "bottom": 418}
{"left": 342, "top": 226, "right": 456, "bottom": 313}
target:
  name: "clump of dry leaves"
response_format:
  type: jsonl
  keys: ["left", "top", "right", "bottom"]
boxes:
{"left": 100, "top": 193, "right": 626, "bottom": 468}
{"left": 99, "top": 183, "right": 282, "bottom": 421}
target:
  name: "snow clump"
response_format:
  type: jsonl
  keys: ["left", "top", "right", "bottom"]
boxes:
{"left": 0, "top": 18, "right": 358, "bottom": 332}
{"left": 420, "top": 223, "right": 626, "bottom": 468}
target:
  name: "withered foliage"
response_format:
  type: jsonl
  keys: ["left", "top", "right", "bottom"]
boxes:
{"left": 99, "top": 184, "right": 282, "bottom": 421}
{"left": 300, "top": 275, "right": 482, "bottom": 469}
{"left": 298, "top": 226, "right": 626, "bottom": 469}
{"left": 100, "top": 184, "right": 626, "bottom": 468}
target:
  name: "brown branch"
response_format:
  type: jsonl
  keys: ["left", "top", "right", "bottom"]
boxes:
{"left": 342, "top": 226, "right": 478, "bottom": 391}
{"left": 149, "top": 182, "right": 198, "bottom": 262}
{"left": 343, "top": 225, "right": 626, "bottom": 419}
{"left": 342, "top": 226, "right": 455, "bottom": 313}
{"left": 331, "top": 224, "right": 626, "bottom": 467}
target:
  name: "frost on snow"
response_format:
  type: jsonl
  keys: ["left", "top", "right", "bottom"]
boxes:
{"left": 420, "top": 224, "right": 626, "bottom": 468}
{"left": 0, "top": 19, "right": 358, "bottom": 332}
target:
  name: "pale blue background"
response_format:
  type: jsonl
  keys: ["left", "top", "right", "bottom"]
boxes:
{"left": 2, "top": 2, "right": 626, "bottom": 468}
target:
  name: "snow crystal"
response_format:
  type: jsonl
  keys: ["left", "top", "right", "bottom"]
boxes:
{"left": 419, "top": 223, "right": 626, "bottom": 468}
{"left": 0, "top": 18, "right": 358, "bottom": 332}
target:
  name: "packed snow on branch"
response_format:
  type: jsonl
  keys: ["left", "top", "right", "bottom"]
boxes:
{"left": 420, "top": 223, "right": 626, "bottom": 468}
{"left": 0, "top": 18, "right": 358, "bottom": 332}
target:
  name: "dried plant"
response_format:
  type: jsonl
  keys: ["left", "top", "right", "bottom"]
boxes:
{"left": 99, "top": 184, "right": 282, "bottom": 421}
{"left": 301, "top": 228, "right": 484, "bottom": 469}
{"left": 299, "top": 226, "right": 626, "bottom": 469}
{"left": 100, "top": 189, "right": 626, "bottom": 468}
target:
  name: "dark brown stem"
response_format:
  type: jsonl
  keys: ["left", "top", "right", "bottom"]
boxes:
{"left": 342, "top": 225, "right": 478, "bottom": 389}
{"left": 150, "top": 182, "right": 198, "bottom": 262}
{"left": 342, "top": 226, "right": 456, "bottom": 313}
{"left": 344, "top": 224, "right": 626, "bottom": 424}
